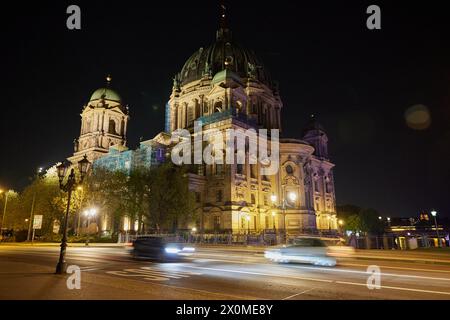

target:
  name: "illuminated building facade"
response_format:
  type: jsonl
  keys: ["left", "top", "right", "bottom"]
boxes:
{"left": 166, "top": 9, "right": 338, "bottom": 234}
{"left": 68, "top": 10, "right": 338, "bottom": 236}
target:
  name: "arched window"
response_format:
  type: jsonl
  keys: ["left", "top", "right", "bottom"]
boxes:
{"left": 214, "top": 216, "right": 221, "bottom": 230}
{"left": 214, "top": 101, "right": 223, "bottom": 113}
{"left": 216, "top": 190, "right": 223, "bottom": 203}
{"left": 85, "top": 119, "right": 91, "bottom": 134}
{"left": 120, "top": 119, "right": 125, "bottom": 135}
{"left": 236, "top": 101, "right": 243, "bottom": 113}
{"left": 109, "top": 119, "right": 117, "bottom": 135}
{"left": 285, "top": 165, "right": 294, "bottom": 175}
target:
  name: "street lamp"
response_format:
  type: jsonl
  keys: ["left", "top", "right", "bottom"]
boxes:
{"left": 288, "top": 192, "right": 297, "bottom": 203}
{"left": 0, "top": 189, "right": 11, "bottom": 236}
{"left": 270, "top": 194, "right": 277, "bottom": 204}
{"left": 55, "top": 155, "right": 90, "bottom": 274}
{"left": 378, "top": 216, "right": 382, "bottom": 220}
{"left": 84, "top": 208, "right": 97, "bottom": 225}
{"left": 430, "top": 210, "right": 441, "bottom": 248}
{"left": 338, "top": 219, "right": 344, "bottom": 234}
{"left": 272, "top": 211, "right": 276, "bottom": 230}
{"left": 84, "top": 207, "right": 97, "bottom": 246}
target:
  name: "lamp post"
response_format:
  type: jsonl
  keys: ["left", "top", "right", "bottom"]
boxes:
{"left": 286, "top": 192, "right": 297, "bottom": 237}
{"left": 0, "top": 189, "right": 10, "bottom": 236}
{"left": 338, "top": 219, "right": 344, "bottom": 234}
{"left": 270, "top": 194, "right": 277, "bottom": 231}
{"left": 55, "top": 155, "right": 90, "bottom": 274}
{"left": 430, "top": 210, "right": 441, "bottom": 248}
{"left": 76, "top": 186, "right": 84, "bottom": 236}
{"left": 271, "top": 211, "right": 276, "bottom": 230}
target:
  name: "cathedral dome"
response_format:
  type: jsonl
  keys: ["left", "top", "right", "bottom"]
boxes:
{"left": 178, "top": 31, "right": 271, "bottom": 87}
{"left": 90, "top": 87, "right": 121, "bottom": 102}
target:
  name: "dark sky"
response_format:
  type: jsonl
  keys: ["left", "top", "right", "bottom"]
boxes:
{"left": 1, "top": 1, "right": 449, "bottom": 217}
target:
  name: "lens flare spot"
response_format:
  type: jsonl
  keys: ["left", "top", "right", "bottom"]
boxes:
{"left": 405, "top": 104, "right": 431, "bottom": 130}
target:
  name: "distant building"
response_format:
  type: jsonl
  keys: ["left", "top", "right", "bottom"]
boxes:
{"left": 386, "top": 213, "right": 449, "bottom": 248}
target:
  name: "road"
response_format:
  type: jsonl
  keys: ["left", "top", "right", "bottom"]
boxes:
{"left": 0, "top": 244, "right": 449, "bottom": 300}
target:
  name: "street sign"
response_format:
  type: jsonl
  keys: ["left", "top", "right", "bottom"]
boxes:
{"left": 33, "top": 215, "right": 43, "bottom": 230}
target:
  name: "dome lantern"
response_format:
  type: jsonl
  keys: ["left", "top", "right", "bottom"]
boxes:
{"left": 89, "top": 75, "right": 122, "bottom": 102}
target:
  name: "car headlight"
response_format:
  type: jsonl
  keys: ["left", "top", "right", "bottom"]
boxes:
{"left": 182, "top": 247, "right": 195, "bottom": 252}
{"left": 165, "top": 247, "right": 181, "bottom": 254}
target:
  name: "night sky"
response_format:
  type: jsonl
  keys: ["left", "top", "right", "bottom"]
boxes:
{"left": 1, "top": 1, "right": 449, "bottom": 217}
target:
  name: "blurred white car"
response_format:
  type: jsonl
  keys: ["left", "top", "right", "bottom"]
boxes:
{"left": 264, "top": 237, "right": 337, "bottom": 266}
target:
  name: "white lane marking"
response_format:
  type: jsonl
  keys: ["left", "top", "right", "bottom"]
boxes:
{"left": 282, "top": 287, "right": 318, "bottom": 300}
{"left": 190, "top": 257, "right": 450, "bottom": 282}
{"left": 341, "top": 262, "right": 450, "bottom": 274}
{"left": 335, "top": 280, "right": 450, "bottom": 296}
{"left": 188, "top": 258, "right": 257, "bottom": 264}
{"left": 184, "top": 265, "right": 450, "bottom": 296}
{"left": 288, "top": 265, "right": 450, "bottom": 282}
{"left": 106, "top": 266, "right": 201, "bottom": 282}
{"left": 184, "top": 266, "right": 333, "bottom": 283}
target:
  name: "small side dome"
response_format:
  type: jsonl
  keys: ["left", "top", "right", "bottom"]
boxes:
{"left": 90, "top": 88, "right": 122, "bottom": 102}
{"left": 302, "top": 114, "right": 326, "bottom": 137}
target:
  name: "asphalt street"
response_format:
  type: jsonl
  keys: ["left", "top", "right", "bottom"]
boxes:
{"left": 0, "top": 245, "right": 449, "bottom": 300}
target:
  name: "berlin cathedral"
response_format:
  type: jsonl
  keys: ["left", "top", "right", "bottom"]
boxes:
{"left": 67, "top": 8, "right": 338, "bottom": 236}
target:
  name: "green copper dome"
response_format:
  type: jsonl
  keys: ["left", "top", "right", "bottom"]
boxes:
{"left": 178, "top": 30, "right": 271, "bottom": 87}
{"left": 90, "top": 88, "right": 121, "bottom": 102}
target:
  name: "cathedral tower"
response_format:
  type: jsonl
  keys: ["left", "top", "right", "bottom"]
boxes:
{"left": 68, "top": 76, "right": 129, "bottom": 165}
{"left": 302, "top": 115, "right": 337, "bottom": 231}
{"left": 302, "top": 115, "right": 329, "bottom": 160}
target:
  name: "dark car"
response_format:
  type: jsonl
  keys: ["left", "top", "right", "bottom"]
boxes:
{"left": 131, "top": 236, "right": 195, "bottom": 261}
